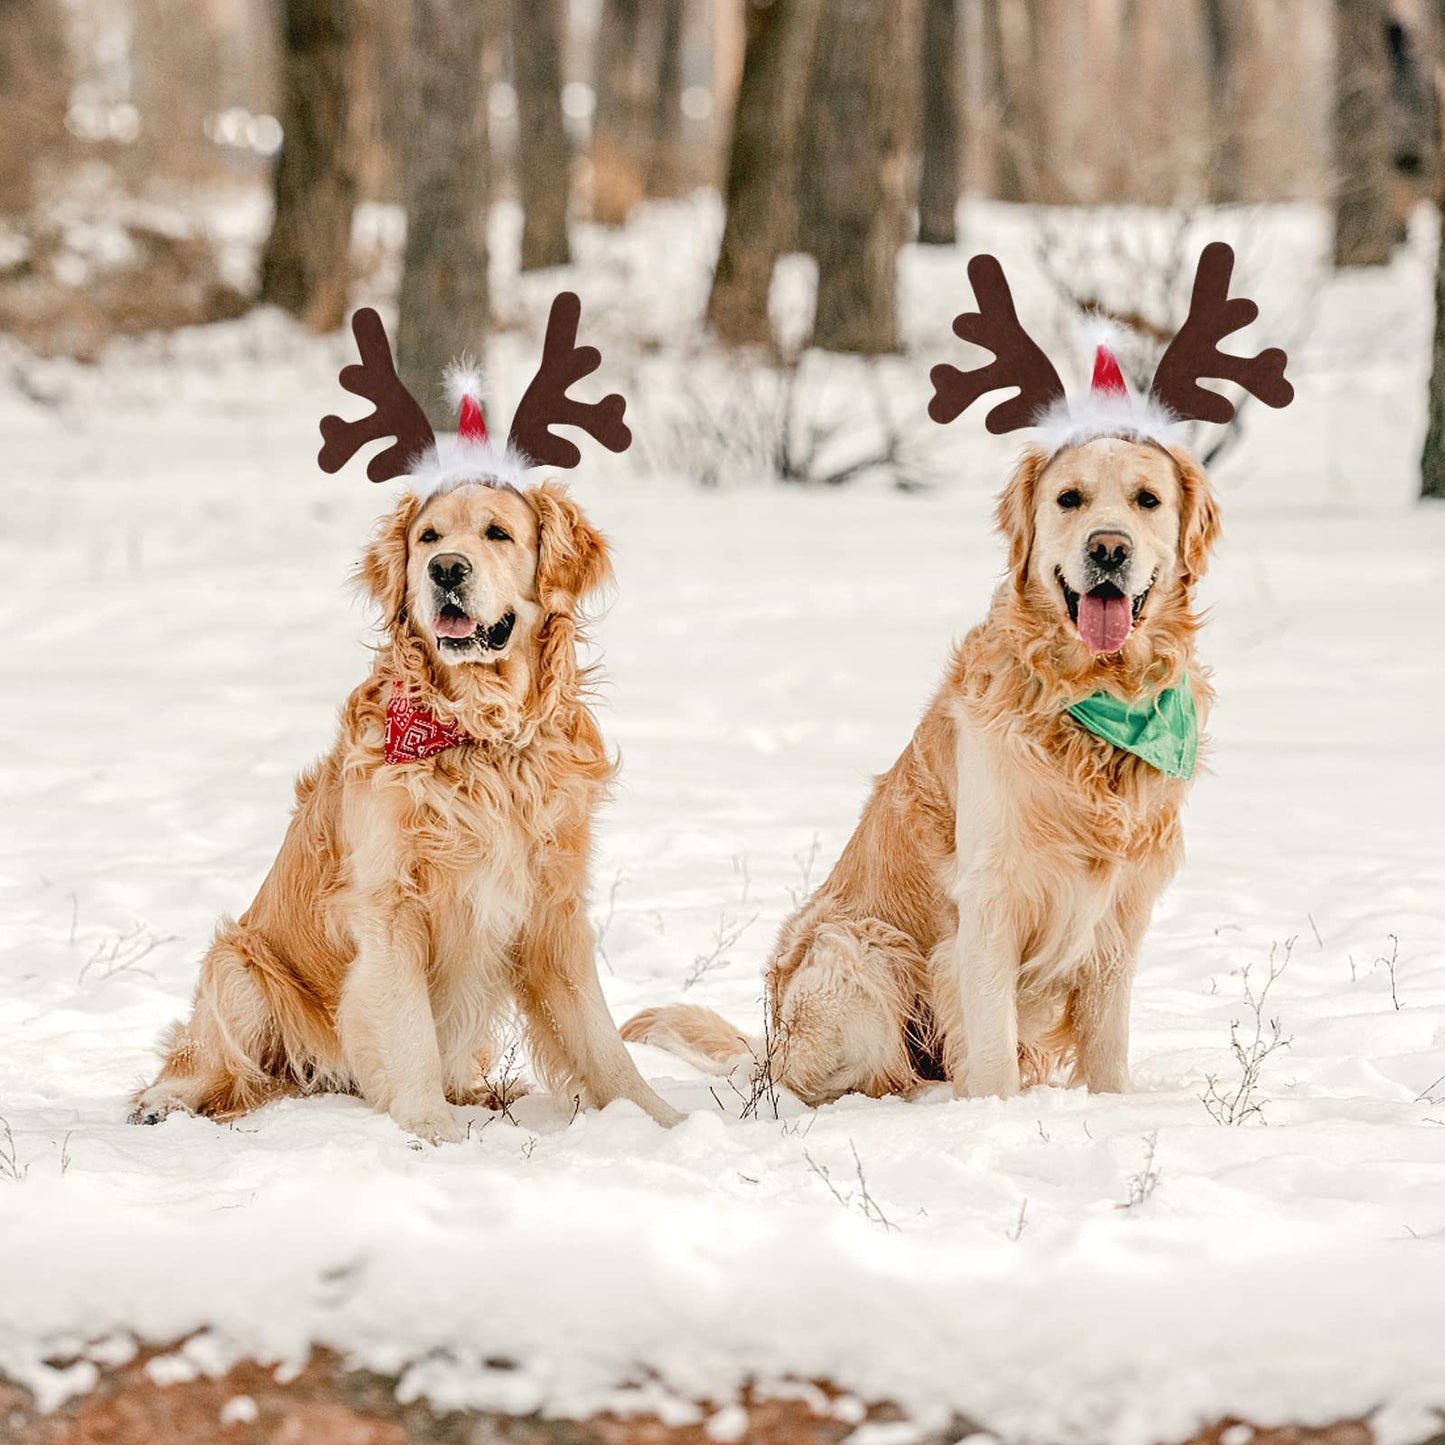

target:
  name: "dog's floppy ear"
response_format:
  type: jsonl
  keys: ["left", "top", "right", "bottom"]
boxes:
{"left": 357, "top": 493, "right": 421, "bottom": 629}
{"left": 529, "top": 480, "right": 613, "bottom": 613}
{"left": 1170, "top": 447, "right": 1222, "bottom": 586}
{"left": 996, "top": 446, "right": 1048, "bottom": 589}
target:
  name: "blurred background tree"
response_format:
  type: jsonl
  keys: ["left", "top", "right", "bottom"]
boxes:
{"left": 796, "top": 0, "right": 922, "bottom": 354}
{"left": 0, "top": 0, "right": 70, "bottom": 221}
{"left": 512, "top": 0, "right": 572, "bottom": 270}
{"left": 256, "top": 0, "right": 356, "bottom": 331}
{"left": 1, "top": 0, "right": 1443, "bottom": 493}
{"left": 394, "top": 0, "right": 490, "bottom": 427}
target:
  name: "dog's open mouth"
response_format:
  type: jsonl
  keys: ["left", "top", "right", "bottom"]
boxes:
{"left": 1058, "top": 572, "right": 1151, "bottom": 655}
{"left": 434, "top": 604, "right": 517, "bottom": 653}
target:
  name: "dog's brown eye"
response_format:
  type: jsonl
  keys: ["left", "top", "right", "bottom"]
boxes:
{"left": 485, "top": 524, "right": 511, "bottom": 543}
{"left": 1136, "top": 490, "right": 1160, "bottom": 510}
{"left": 419, "top": 528, "right": 439, "bottom": 544}
{"left": 1057, "top": 489, "right": 1083, "bottom": 510}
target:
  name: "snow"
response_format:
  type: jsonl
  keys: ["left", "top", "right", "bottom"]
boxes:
{"left": 1, "top": 197, "right": 1444, "bottom": 1442}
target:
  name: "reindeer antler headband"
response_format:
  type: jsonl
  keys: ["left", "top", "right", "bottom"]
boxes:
{"left": 318, "top": 291, "right": 631, "bottom": 495}
{"left": 929, "top": 242, "right": 1294, "bottom": 451}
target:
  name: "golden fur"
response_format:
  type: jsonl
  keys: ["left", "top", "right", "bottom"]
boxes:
{"left": 134, "top": 480, "right": 682, "bottom": 1140}
{"left": 624, "top": 439, "right": 1221, "bottom": 1104}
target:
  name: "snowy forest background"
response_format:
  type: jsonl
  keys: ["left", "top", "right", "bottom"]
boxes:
{"left": 3, "top": 0, "right": 1445, "bottom": 492}
{"left": 2, "top": 3, "right": 1445, "bottom": 1443}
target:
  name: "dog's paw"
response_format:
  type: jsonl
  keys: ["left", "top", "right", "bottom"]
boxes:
{"left": 447, "top": 1078, "right": 531, "bottom": 1112}
{"left": 129, "top": 1090, "right": 182, "bottom": 1126}
{"left": 391, "top": 1103, "right": 463, "bottom": 1146}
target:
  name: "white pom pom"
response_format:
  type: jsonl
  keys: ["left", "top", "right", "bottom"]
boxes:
{"left": 443, "top": 358, "right": 487, "bottom": 410}
{"left": 1078, "top": 311, "right": 1127, "bottom": 355}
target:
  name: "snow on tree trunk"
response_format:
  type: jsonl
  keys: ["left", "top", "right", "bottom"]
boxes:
{"left": 799, "top": 0, "right": 922, "bottom": 355}
{"left": 396, "top": 0, "right": 490, "bottom": 430}
{"left": 918, "top": 0, "right": 960, "bottom": 245}
{"left": 512, "top": 0, "right": 571, "bottom": 272}
{"left": 257, "top": 0, "right": 357, "bottom": 333}
{"left": 1332, "top": 0, "right": 1395, "bottom": 268}
{"left": 705, "top": 0, "right": 824, "bottom": 349}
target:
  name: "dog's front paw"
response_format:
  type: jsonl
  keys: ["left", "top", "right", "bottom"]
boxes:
{"left": 391, "top": 1102, "right": 463, "bottom": 1145}
{"left": 129, "top": 1088, "right": 183, "bottom": 1126}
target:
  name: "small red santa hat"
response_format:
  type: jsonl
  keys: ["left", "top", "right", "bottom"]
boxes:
{"left": 1090, "top": 336, "right": 1129, "bottom": 398}
{"left": 402, "top": 361, "right": 532, "bottom": 499}
{"left": 447, "top": 361, "right": 489, "bottom": 443}
{"left": 1034, "top": 317, "right": 1176, "bottom": 454}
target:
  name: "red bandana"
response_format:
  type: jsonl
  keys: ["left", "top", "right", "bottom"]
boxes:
{"left": 384, "top": 683, "right": 470, "bottom": 765}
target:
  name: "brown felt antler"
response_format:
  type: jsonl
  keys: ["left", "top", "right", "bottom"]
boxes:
{"left": 1149, "top": 242, "right": 1294, "bottom": 424}
{"left": 929, "top": 255, "right": 1067, "bottom": 434}
{"left": 507, "top": 292, "right": 632, "bottom": 469}
{"left": 318, "top": 308, "right": 437, "bottom": 483}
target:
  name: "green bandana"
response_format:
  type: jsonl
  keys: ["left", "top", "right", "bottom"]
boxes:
{"left": 1065, "top": 677, "right": 1198, "bottom": 779}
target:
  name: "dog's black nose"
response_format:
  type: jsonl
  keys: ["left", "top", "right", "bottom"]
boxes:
{"left": 1087, "top": 530, "right": 1132, "bottom": 573}
{"left": 428, "top": 553, "right": 471, "bottom": 590}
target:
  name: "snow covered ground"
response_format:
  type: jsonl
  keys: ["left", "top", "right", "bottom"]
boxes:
{"left": 1, "top": 199, "right": 1444, "bottom": 1442}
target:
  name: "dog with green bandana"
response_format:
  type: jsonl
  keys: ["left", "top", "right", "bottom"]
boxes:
{"left": 625, "top": 245, "right": 1292, "bottom": 1106}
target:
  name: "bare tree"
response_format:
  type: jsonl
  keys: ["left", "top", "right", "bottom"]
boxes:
{"left": 590, "top": 0, "right": 649, "bottom": 225}
{"left": 1332, "top": 0, "right": 1396, "bottom": 267}
{"left": 396, "top": 0, "right": 490, "bottom": 428}
{"left": 0, "top": 0, "right": 68, "bottom": 219}
{"left": 799, "top": 0, "right": 922, "bottom": 354}
{"left": 646, "top": 0, "right": 686, "bottom": 197}
{"left": 511, "top": 0, "right": 571, "bottom": 271}
{"left": 257, "top": 0, "right": 357, "bottom": 331}
{"left": 918, "top": 0, "right": 961, "bottom": 244}
{"left": 706, "top": 0, "right": 824, "bottom": 348}
{"left": 1421, "top": 0, "right": 1445, "bottom": 500}
{"left": 1201, "top": 0, "right": 1247, "bottom": 203}
{"left": 1018, "top": 0, "right": 1053, "bottom": 199}
{"left": 979, "top": 0, "right": 1023, "bottom": 203}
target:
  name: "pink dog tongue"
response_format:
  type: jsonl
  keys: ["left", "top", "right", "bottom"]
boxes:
{"left": 1078, "top": 590, "right": 1132, "bottom": 654}
{"left": 434, "top": 612, "right": 476, "bottom": 639}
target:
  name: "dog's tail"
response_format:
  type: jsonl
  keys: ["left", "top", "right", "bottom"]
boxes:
{"left": 620, "top": 1003, "right": 760, "bottom": 1076}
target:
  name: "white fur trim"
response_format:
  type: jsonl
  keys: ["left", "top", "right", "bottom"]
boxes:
{"left": 1033, "top": 392, "right": 1180, "bottom": 455}
{"left": 1078, "top": 312, "right": 1128, "bottom": 354}
{"left": 443, "top": 358, "right": 487, "bottom": 411}
{"left": 406, "top": 436, "right": 534, "bottom": 499}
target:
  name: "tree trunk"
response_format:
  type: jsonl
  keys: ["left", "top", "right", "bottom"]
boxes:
{"left": 511, "top": 0, "right": 571, "bottom": 271}
{"left": 980, "top": 0, "right": 1023, "bottom": 203}
{"left": 0, "top": 0, "right": 68, "bottom": 220}
{"left": 706, "top": 0, "right": 824, "bottom": 348}
{"left": 396, "top": 0, "right": 490, "bottom": 430}
{"left": 1423, "top": 221, "right": 1445, "bottom": 498}
{"left": 646, "top": 0, "right": 686, "bottom": 197}
{"left": 1201, "top": 0, "right": 1246, "bottom": 203}
{"left": 1332, "top": 0, "right": 1395, "bottom": 267}
{"left": 799, "top": 0, "right": 922, "bottom": 354}
{"left": 590, "top": 0, "right": 649, "bottom": 225}
{"left": 257, "top": 0, "right": 357, "bottom": 331}
{"left": 1420, "top": 0, "right": 1445, "bottom": 499}
{"left": 1018, "top": 0, "right": 1069, "bottom": 202}
{"left": 918, "top": 0, "right": 960, "bottom": 244}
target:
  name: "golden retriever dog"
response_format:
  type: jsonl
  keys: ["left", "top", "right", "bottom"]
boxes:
{"left": 624, "top": 437, "right": 1219, "bottom": 1103}
{"left": 133, "top": 296, "right": 683, "bottom": 1140}
{"left": 625, "top": 242, "right": 1295, "bottom": 1107}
